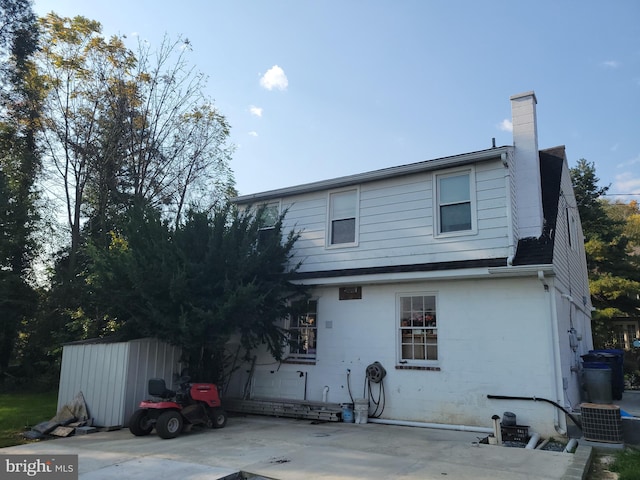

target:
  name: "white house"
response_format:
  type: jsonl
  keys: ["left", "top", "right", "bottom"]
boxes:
{"left": 227, "top": 92, "right": 593, "bottom": 437}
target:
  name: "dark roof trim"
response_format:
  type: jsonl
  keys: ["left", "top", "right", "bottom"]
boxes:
{"left": 291, "top": 257, "right": 508, "bottom": 280}
{"left": 233, "top": 146, "right": 512, "bottom": 204}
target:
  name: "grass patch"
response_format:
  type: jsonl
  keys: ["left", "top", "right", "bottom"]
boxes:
{"left": 610, "top": 448, "right": 640, "bottom": 480}
{"left": 0, "top": 391, "right": 58, "bottom": 448}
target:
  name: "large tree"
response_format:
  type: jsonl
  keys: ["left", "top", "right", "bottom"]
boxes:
{"left": 86, "top": 204, "right": 306, "bottom": 383}
{"left": 35, "top": 14, "right": 235, "bottom": 348}
{"left": 0, "top": 0, "right": 41, "bottom": 379}
{"left": 121, "top": 35, "right": 235, "bottom": 227}
{"left": 36, "top": 14, "right": 235, "bottom": 278}
{"left": 570, "top": 159, "right": 640, "bottom": 348}
{"left": 37, "top": 14, "right": 136, "bottom": 278}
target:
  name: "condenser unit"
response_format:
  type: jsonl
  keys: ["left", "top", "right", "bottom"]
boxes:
{"left": 580, "top": 403, "right": 623, "bottom": 444}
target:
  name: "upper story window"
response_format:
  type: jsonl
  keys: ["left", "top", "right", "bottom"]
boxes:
{"left": 328, "top": 189, "right": 358, "bottom": 246}
{"left": 567, "top": 209, "right": 578, "bottom": 251}
{"left": 258, "top": 201, "right": 280, "bottom": 244}
{"left": 435, "top": 169, "right": 476, "bottom": 235}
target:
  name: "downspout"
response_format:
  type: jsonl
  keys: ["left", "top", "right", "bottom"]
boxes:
{"left": 502, "top": 152, "right": 516, "bottom": 265}
{"left": 538, "top": 270, "right": 567, "bottom": 435}
{"left": 322, "top": 385, "right": 329, "bottom": 403}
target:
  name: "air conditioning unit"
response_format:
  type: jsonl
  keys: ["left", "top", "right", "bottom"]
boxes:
{"left": 580, "top": 403, "right": 623, "bottom": 443}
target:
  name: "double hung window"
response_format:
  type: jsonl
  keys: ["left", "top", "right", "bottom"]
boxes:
{"left": 436, "top": 170, "right": 474, "bottom": 234}
{"left": 328, "top": 189, "right": 358, "bottom": 246}
{"left": 258, "top": 201, "right": 280, "bottom": 244}
{"left": 399, "top": 294, "right": 437, "bottom": 363}
{"left": 287, "top": 300, "right": 318, "bottom": 360}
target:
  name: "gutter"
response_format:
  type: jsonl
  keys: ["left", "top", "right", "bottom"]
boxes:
{"left": 488, "top": 264, "right": 555, "bottom": 277}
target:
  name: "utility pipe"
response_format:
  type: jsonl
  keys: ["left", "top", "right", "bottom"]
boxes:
{"left": 486, "top": 395, "right": 581, "bottom": 430}
{"left": 491, "top": 415, "right": 502, "bottom": 445}
{"left": 501, "top": 152, "right": 516, "bottom": 266}
{"left": 537, "top": 270, "right": 569, "bottom": 435}
{"left": 564, "top": 438, "right": 578, "bottom": 453}
{"left": 536, "top": 438, "right": 550, "bottom": 450}
{"left": 548, "top": 277, "right": 568, "bottom": 435}
{"left": 322, "top": 385, "right": 329, "bottom": 403}
{"left": 368, "top": 418, "right": 493, "bottom": 434}
{"left": 525, "top": 433, "right": 540, "bottom": 449}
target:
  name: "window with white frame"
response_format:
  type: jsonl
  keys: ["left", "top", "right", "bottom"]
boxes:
{"left": 328, "top": 189, "right": 358, "bottom": 246}
{"left": 435, "top": 170, "right": 474, "bottom": 234}
{"left": 258, "top": 201, "right": 280, "bottom": 244}
{"left": 614, "top": 322, "right": 638, "bottom": 350}
{"left": 287, "top": 299, "right": 318, "bottom": 360}
{"left": 399, "top": 294, "right": 437, "bottom": 363}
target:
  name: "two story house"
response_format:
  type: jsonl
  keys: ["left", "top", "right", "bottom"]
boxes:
{"left": 227, "top": 92, "right": 593, "bottom": 437}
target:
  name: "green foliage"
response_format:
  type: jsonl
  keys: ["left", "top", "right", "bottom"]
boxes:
{"left": 0, "top": 0, "right": 41, "bottom": 380}
{"left": 11, "top": 13, "right": 236, "bottom": 384}
{"left": 0, "top": 391, "right": 58, "bottom": 448}
{"left": 570, "top": 159, "right": 618, "bottom": 242}
{"left": 85, "top": 203, "right": 306, "bottom": 383}
{"left": 610, "top": 449, "right": 640, "bottom": 480}
{"left": 571, "top": 159, "right": 640, "bottom": 349}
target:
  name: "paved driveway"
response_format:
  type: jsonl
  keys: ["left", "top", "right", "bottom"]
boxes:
{"left": 2, "top": 415, "right": 588, "bottom": 479}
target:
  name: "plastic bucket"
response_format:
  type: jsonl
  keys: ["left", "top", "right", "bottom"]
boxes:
{"left": 354, "top": 398, "right": 369, "bottom": 424}
{"left": 583, "top": 365, "right": 612, "bottom": 404}
{"left": 342, "top": 405, "right": 354, "bottom": 423}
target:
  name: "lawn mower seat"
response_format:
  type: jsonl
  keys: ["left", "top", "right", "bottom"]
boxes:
{"left": 148, "top": 378, "right": 175, "bottom": 398}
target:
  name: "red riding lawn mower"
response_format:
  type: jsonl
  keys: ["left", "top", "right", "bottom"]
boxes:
{"left": 129, "top": 376, "right": 227, "bottom": 439}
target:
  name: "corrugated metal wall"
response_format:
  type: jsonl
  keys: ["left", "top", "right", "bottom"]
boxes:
{"left": 123, "top": 338, "right": 182, "bottom": 426}
{"left": 57, "top": 338, "right": 181, "bottom": 428}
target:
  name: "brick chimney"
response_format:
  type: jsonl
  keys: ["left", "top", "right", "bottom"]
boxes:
{"left": 511, "top": 91, "right": 543, "bottom": 239}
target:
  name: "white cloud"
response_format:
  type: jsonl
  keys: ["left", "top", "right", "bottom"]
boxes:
{"left": 616, "top": 153, "right": 640, "bottom": 169}
{"left": 498, "top": 119, "right": 513, "bottom": 132}
{"left": 260, "top": 65, "right": 288, "bottom": 91}
{"left": 613, "top": 162, "right": 640, "bottom": 199}
{"left": 249, "top": 105, "right": 263, "bottom": 117}
{"left": 248, "top": 131, "right": 258, "bottom": 137}
{"left": 601, "top": 60, "right": 620, "bottom": 68}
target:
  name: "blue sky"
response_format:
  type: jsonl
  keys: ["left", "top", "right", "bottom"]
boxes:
{"left": 33, "top": 1, "right": 640, "bottom": 200}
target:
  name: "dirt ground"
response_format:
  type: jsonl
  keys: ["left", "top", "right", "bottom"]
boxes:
{"left": 586, "top": 454, "right": 618, "bottom": 480}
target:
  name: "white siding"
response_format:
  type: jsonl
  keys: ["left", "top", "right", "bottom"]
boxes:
{"left": 547, "top": 160, "right": 593, "bottom": 410}
{"left": 227, "top": 145, "right": 592, "bottom": 436}
{"left": 552, "top": 162, "right": 591, "bottom": 314}
{"left": 281, "top": 158, "right": 510, "bottom": 274}
{"left": 226, "top": 277, "right": 570, "bottom": 436}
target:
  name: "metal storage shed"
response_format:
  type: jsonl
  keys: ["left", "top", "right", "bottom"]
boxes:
{"left": 57, "top": 337, "right": 181, "bottom": 428}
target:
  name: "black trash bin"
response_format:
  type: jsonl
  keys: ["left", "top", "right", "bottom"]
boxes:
{"left": 581, "top": 349, "right": 624, "bottom": 401}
